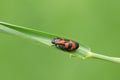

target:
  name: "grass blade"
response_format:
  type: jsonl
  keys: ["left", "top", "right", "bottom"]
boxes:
{"left": 0, "top": 22, "right": 120, "bottom": 63}
{"left": 0, "top": 22, "right": 58, "bottom": 46}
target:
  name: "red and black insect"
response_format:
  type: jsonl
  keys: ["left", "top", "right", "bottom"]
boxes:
{"left": 51, "top": 38, "right": 79, "bottom": 51}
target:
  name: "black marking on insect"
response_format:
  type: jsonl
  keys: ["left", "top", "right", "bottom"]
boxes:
{"left": 51, "top": 38, "right": 79, "bottom": 51}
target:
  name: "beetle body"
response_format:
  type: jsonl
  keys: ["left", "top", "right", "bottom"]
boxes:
{"left": 51, "top": 38, "right": 79, "bottom": 51}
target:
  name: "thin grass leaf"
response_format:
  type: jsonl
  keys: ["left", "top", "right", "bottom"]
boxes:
{"left": 0, "top": 22, "right": 120, "bottom": 63}
{"left": 0, "top": 22, "right": 58, "bottom": 46}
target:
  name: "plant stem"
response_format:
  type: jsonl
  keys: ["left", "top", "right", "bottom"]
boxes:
{"left": 91, "top": 52, "right": 120, "bottom": 63}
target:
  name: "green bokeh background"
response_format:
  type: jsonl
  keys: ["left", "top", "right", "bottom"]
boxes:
{"left": 0, "top": 0, "right": 120, "bottom": 80}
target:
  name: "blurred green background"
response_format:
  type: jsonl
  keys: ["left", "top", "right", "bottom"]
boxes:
{"left": 0, "top": 0, "right": 120, "bottom": 80}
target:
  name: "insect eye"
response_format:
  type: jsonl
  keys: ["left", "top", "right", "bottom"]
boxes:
{"left": 55, "top": 39, "right": 60, "bottom": 42}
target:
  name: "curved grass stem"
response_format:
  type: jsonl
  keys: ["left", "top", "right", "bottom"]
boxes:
{"left": 0, "top": 22, "right": 120, "bottom": 64}
{"left": 90, "top": 52, "right": 120, "bottom": 63}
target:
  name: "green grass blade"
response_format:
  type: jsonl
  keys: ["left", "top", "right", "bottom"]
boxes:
{"left": 0, "top": 22, "right": 58, "bottom": 46}
{"left": 0, "top": 22, "right": 120, "bottom": 63}
{"left": 0, "top": 22, "right": 91, "bottom": 57}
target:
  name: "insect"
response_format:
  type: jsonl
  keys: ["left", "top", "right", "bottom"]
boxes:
{"left": 51, "top": 38, "right": 79, "bottom": 51}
